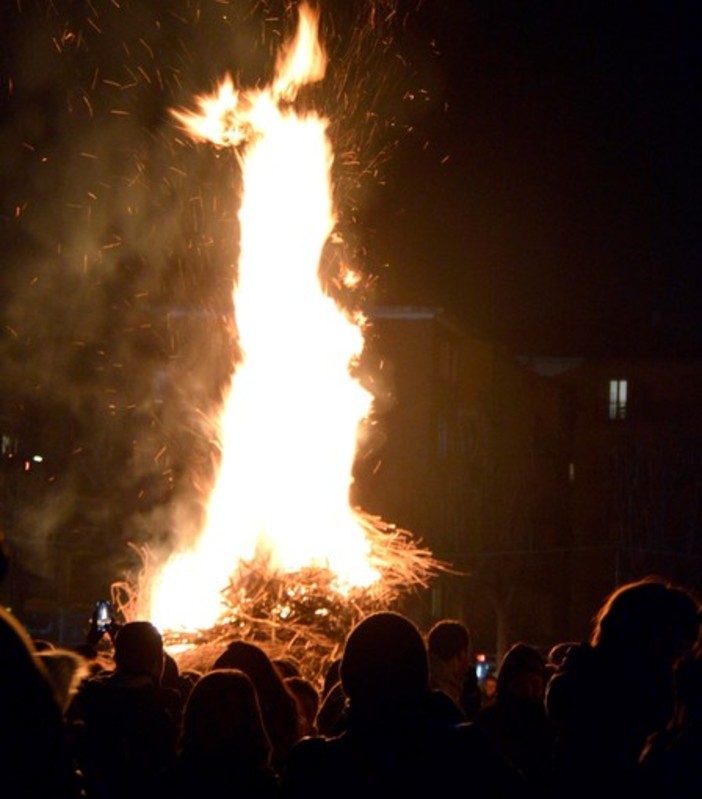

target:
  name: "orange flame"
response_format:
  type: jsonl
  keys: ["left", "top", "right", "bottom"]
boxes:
{"left": 149, "top": 4, "right": 378, "bottom": 632}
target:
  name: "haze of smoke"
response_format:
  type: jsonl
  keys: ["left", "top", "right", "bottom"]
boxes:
{"left": 0, "top": 0, "right": 438, "bottom": 586}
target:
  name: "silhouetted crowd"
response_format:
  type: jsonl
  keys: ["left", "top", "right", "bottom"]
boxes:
{"left": 1, "top": 574, "right": 700, "bottom": 799}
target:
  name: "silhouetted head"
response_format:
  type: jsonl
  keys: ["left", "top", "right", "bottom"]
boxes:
{"left": 591, "top": 577, "right": 700, "bottom": 665}
{"left": 496, "top": 642, "right": 547, "bottom": 703}
{"left": 0, "top": 608, "right": 80, "bottom": 794}
{"left": 162, "top": 652, "right": 180, "bottom": 685}
{"left": 426, "top": 619, "right": 471, "bottom": 662}
{"left": 341, "top": 611, "right": 429, "bottom": 717}
{"left": 114, "top": 621, "right": 164, "bottom": 679}
{"left": 213, "top": 641, "right": 285, "bottom": 703}
{"left": 0, "top": 607, "right": 45, "bottom": 685}
{"left": 482, "top": 673, "right": 498, "bottom": 701}
{"left": 285, "top": 675, "right": 320, "bottom": 736}
{"left": 0, "top": 608, "right": 68, "bottom": 725}
{"left": 211, "top": 639, "right": 300, "bottom": 765}
{"left": 180, "top": 668, "right": 271, "bottom": 766}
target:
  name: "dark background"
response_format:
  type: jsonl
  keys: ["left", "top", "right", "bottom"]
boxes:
{"left": 2, "top": 0, "right": 701, "bottom": 361}
{"left": 368, "top": 0, "right": 702, "bottom": 356}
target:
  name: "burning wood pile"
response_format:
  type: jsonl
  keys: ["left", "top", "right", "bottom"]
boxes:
{"left": 114, "top": 512, "right": 446, "bottom": 684}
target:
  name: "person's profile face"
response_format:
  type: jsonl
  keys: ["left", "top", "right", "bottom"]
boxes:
{"left": 456, "top": 646, "right": 472, "bottom": 675}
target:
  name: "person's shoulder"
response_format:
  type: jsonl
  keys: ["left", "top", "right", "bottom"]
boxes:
{"left": 158, "top": 684, "right": 183, "bottom": 707}
{"left": 427, "top": 687, "right": 465, "bottom": 723}
{"left": 286, "top": 731, "right": 353, "bottom": 774}
{"left": 71, "top": 668, "right": 111, "bottom": 701}
{"left": 289, "top": 732, "right": 340, "bottom": 758}
{"left": 282, "top": 734, "right": 345, "bottom": 798}
{"left": 448, "top": 722, "right": 528, "bottom": 794}
{"left": 442, "top": 719, "right": 490, "bottom": 744}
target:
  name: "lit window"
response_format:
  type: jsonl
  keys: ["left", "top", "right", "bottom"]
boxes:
{"left": 609, "top": 379, "right": 628, "bottom": 420}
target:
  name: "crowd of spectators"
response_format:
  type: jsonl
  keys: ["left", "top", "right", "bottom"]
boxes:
{"left": 1, "top": 567, "right": 699, "bottom": 799}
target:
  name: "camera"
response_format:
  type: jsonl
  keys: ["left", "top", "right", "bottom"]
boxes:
{"left": 95, "top": 599, "right": 113, "bottom": 633}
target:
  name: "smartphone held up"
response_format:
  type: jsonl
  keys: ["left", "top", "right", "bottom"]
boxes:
{"left": 95, "top": 599, "right": 113, "bottom": 633}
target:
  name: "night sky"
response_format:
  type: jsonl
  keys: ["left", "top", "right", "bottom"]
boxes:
{"left": 1, "top": 0, "right": 701, "bottom": 371}
{"left": 371, "top": 0, "right": 702, "bottom": 356}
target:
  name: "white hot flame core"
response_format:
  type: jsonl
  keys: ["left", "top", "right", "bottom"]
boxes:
{"left": 149, "top": 4, "right": 378, "bottom": 632}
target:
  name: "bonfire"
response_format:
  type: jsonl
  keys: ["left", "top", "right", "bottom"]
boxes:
{"left": 113, "top": 3, "right": 446, "bottom": 685}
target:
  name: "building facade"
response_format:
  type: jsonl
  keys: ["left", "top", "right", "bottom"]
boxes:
{"left": 356, "top": 307, "right": 574, "bottom": 655}
{"left": 357, "top": 308, "right": 702, "bottom": 656}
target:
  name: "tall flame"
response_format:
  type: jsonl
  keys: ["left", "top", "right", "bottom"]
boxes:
{"left": 148, "top": 4, "right": 378, "bottom": 632}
